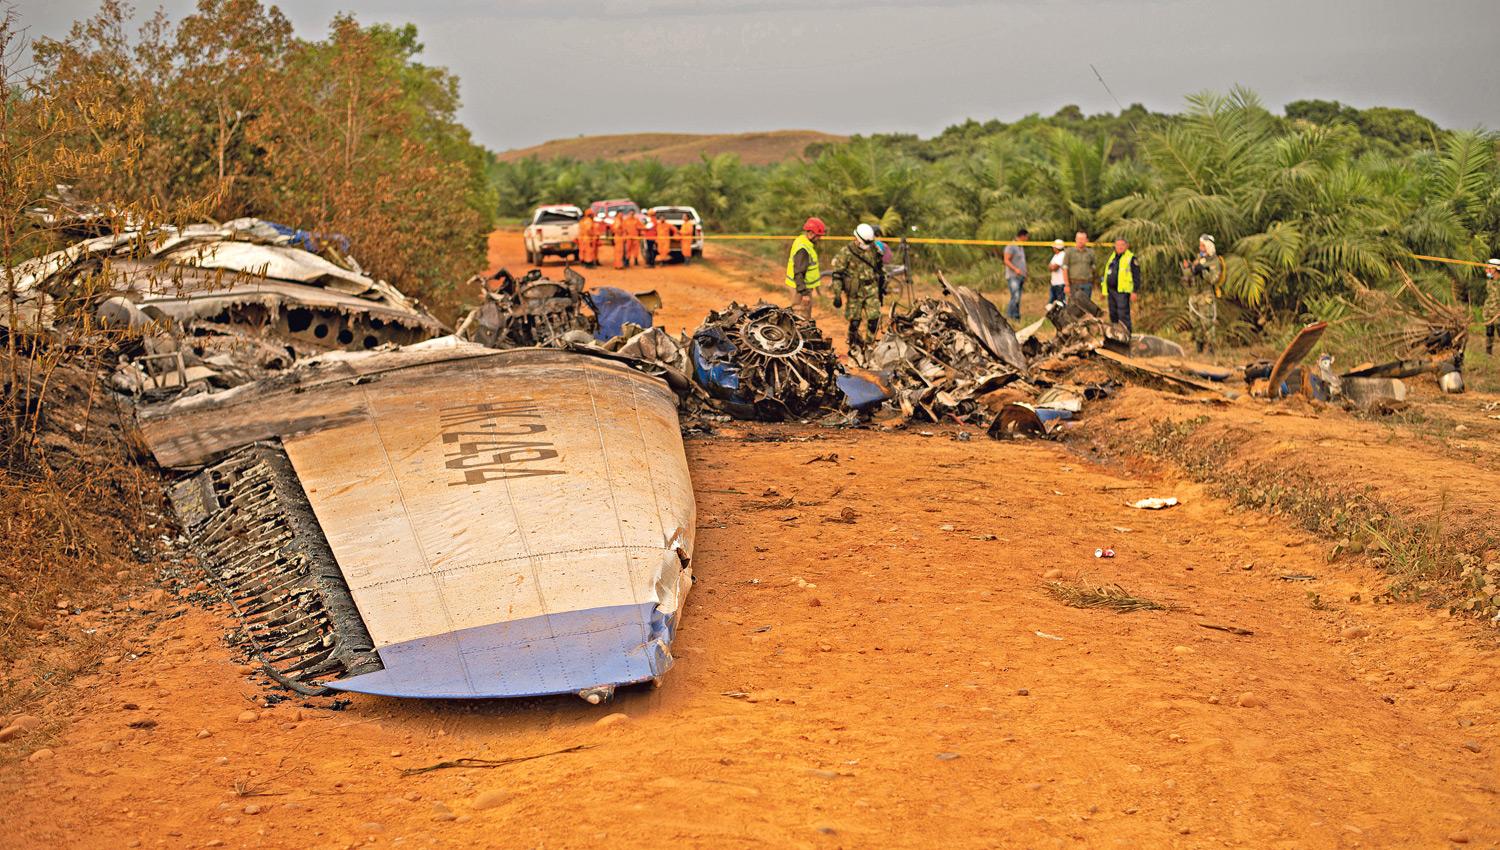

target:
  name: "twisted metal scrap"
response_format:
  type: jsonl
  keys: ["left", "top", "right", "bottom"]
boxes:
{"left": 170, "top": 444, "right": 381, "bottom": 695}
{"left": 461, "top": 267, "right": 597, "bottom": 348}
{"left": 865, "top": 297, "right": 1024, "bottom": 423}
{"left": 693, "top": 303, "right": 840, "bottom": 420}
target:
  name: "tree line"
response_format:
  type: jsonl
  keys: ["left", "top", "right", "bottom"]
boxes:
{"left": 491, "top": 90, "right": 1499, "bottom": 318}
{"left": 9, "top": 2, "right": 1497, "bottom": 321}
{"left": 6, "top": 0, "right": 494, "bottom": 307}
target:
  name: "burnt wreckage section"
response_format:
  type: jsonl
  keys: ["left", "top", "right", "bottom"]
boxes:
{"left": 690, "top": 303, "right": 841, "bottom": 420}
{"left": 9, "top": 219, "right": 446, "bottom": 402}
{"left": 456, "top": 269, "right": 848, "bottom": 422}
{"left": 460, "top": 267, "right": 598, "bottom": 348}
{"left": 170, "top": 444, "right": 381, "bottom": 694}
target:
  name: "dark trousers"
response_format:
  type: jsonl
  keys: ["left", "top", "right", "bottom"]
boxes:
{"left": 1107, "top": 290, "right": 1132, "bottom": 334}
{"left": 847, "top": 317, "right": 879, "bottom": 350}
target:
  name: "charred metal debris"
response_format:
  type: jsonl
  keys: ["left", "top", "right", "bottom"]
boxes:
{"left": 454, "top": 269, "right": 845, "bottom": 423}
{"left": 458, "top": 267, "right": 597, "bottom": 348}
{"left": 688, "top": 303, "right": 841, "bottom": 420}
{"left": 169, "top": 443, "right": 381, "bottom": 695}
{"left": 7, "top": 218, "right": 446, "bottom": 402}
{"left": 449, "top": 266, "right": 1126, "bottom": 434}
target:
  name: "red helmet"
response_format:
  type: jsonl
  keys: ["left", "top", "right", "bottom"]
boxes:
{"left": 802, "top": 217, "right": 827, "bottom": 237}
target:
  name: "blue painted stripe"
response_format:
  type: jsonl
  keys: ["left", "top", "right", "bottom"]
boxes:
{"left": 328, "top": 601, "right": 679, "bottom": 699}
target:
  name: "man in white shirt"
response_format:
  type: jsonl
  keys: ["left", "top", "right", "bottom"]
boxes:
{"left": 1047, "top": 238, "right": 1068, "bottom": 305}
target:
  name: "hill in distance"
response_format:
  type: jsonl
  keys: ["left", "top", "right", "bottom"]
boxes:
{"left": 496, "top": 130, "right": 845, "bottom": 166}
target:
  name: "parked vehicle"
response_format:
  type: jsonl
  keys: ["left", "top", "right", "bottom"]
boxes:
{"left": 649, "top": 206, "right": 704, "bottom": 258}
{"left": 522, "top": 204, "right": 582, "bottom": 265}
{"left": 588, "top": 199, "right": 639, "bottom": 221}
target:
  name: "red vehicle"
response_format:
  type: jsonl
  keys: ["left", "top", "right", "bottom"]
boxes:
{"left": 588, "top": 199, "right": 639, "bottom": 220}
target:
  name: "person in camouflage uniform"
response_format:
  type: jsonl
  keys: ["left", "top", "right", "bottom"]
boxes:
{"left": 1184, "top": 234, "right": 1225, "bottom": 354}
{"left": 831, "top": 223, "right": 886, "bottom": 359}
{"left": 1484, "top": 258, "right": 1500, "bottom": 355}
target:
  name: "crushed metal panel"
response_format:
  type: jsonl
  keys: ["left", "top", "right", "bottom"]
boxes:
{"left": 940, "top": 276, "right": 1028, "bottom": 373}
{"left": 1265, "top": 322, "right": 1328, "bottom": 398}
{"left": 135, "top": 339, "right": 502, "bottom": 470}
{"left": 159, "top": 240, "right": 373, "bottom": 292}
{"left": 1095, "top": 349, "right": 1225, "bottom": 396}
{"left": 270, "top": 349, "right": 694, "bottom": 698}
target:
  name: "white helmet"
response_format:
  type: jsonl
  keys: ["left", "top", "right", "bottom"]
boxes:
{"left": 854, "top": 223, "right": 876, "bottom": 244}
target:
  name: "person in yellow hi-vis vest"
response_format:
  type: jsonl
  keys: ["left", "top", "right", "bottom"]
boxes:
{"left": 786, "top": 217, "right": 825, "bottom": 319}
{"left": 1101, "top": 238, "right": 1140, "bottom": 334}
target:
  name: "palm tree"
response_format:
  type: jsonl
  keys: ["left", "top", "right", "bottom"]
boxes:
{"left": 670, "top": 153, "right": 757, "bottom": 230}
{"left": 1100, "top": 88, "right": 1420, "bottom": 313}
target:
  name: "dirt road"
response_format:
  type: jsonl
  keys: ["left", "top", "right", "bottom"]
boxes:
{"left": 483, "top": 230, "right": 849, "bottom": 351}
{"left": 3, "top": 233, "right": 1496, "bottom": 849}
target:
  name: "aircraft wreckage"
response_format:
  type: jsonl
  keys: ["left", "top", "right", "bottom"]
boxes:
{"left": 19, "top": 223, "right": 697, "bottom": 701}
{"left": 18, "top": 222, "right": 1448, "bottom": 700}
{"left": 151, "top": 343, "right": 695, "bottom": 700}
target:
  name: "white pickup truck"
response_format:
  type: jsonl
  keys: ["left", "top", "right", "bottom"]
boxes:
{"left": 522, "top": 204, "right": 582, "bottom": 266}
{"left": 649, "top": 206, "right": 704, "bottom": 258}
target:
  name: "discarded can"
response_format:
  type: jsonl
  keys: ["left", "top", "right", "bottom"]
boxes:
{"left": 1094, "top": 548, "right": 1116, "bottom": 559}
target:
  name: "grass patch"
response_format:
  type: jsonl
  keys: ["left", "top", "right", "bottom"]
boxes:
{"left": 1045, "top": 579, "right": 1174, "bottom": 613}
{"left": 1096, "top": 414, "right": 1500, "bottom": 621}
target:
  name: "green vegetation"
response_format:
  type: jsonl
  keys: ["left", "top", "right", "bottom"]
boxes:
{"left": 493, "top": 89, "right": 1499, "bottom": 321}
{"left": 12, "top": 0, "right": 494, "bottom": 303}
{"left": 11, "top": 3, "right": 1498, "bottom": 324}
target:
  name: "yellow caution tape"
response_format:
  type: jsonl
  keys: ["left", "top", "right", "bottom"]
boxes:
{"left": 1406, "top": 253, "right": 1490, "bottom": 270}
{"left": 702, "top": 234, "right": 1490, "bottom": 269}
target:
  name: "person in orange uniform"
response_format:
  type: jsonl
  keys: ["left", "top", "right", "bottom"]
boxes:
{"left": 641, "top": 211, "right": 657, "bottom": 266}
{"left": 618, "top": 212, "right": 641, "bottom": 268}
{"left": 679, "top": 215, "right": 694, "bottom": 261}
{"left": 592, "top": 214, "right": 606, "bottom": 267}
{"left": 576, "top": 212, "right": 595, "bottom": 266}
{"left": 632, "top": 211, "right": 649, "bottom": 267}
{"left": 655, "top": 214, "right": 676, "bottom": 265}
{"left": 607, "top": 214, "right": 624, "bottom": 269}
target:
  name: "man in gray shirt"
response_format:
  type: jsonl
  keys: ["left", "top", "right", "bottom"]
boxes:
{"left": 1063, "top": 230, "right": 1096, "bottom": 305}
{"left": 1002, "top": 228, "right": 1029, "bottom": 320}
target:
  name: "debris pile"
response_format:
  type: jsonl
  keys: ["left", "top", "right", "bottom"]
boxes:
{"left": 459, "top": 267, "right": 596, "bottom": 347}
{"left": 8, "top": 219, "right": 445, "bottom": 400}
{"left": 864, "top": 295, "right": 1029, "bottom": 423}
{"left": 560, "top": 325, "right": 704, "bottom": 404}
{"left": 858, "top": 278, "right": 1134, "bottom": 435}
{"left": 690, "top": 303, "right": 841, "bottom": 420}
{"left": 457, "top": 268, "right": 660, "bottom": 350}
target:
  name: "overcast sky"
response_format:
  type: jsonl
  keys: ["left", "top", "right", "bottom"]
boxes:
{"left": 12, "top": 0, "right": 1500, "bottom": 151}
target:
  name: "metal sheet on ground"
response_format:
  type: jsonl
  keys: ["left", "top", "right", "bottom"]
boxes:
{"left": 137, "top": 342, "right": 509, "bottom": 470}
{"left": 276, "top": 352, "right": 695, "bottom": 698}
{"left": 1095, "top": 349, "right": 1226, "bottom": 395}
{"left": 1266, "top": 322, "right": 1328, "bottom": 396}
